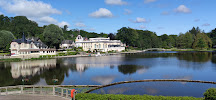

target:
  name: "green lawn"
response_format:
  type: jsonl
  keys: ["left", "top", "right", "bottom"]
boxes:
{"left": 75, "top": 93, "right": 203, "bottom": 100}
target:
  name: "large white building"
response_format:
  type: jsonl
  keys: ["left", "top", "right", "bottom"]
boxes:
{"left": 10, "top": 34, "right": 56, "bottom": 58}
{"left": 75, "top": 35, "right": 125, "bottom": 52}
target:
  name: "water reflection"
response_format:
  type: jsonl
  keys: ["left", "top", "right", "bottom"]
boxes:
{"left": 92, "top": 75, "right": 117, "bottom": 85}
{"left": 10, "top": 59, "right": 56, "bottom": 78}
{"left": 0, "top": 51, "right": 216, "bottom": 97}
{"left": 118, "top": 65, "right": 149, "bottom": 75}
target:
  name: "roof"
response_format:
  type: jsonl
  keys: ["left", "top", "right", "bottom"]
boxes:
{"left": 61, "top": 40, "right": 74, "bottom": 44}
{"left": 12, "top": 34, "right": 48, "bottom": 48}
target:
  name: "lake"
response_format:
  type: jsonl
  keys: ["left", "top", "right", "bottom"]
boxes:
{"left": 0, "top": 51, "right": 216, "bottom": 97}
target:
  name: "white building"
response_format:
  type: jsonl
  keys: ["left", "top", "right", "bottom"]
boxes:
{"left": 75, "top": 35, "right": 125, "bottom": 52}
{"left": 10, "top": 34, "right": 56, "bottom": 58}
{"left": 60, "top": 40, "right": 75, "bottom": 49}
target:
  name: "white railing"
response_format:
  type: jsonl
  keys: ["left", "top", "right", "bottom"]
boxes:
{"left": 0, "top": 85, "right": 77, "bottom": 100}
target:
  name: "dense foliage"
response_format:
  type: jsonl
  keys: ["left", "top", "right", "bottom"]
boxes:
{"left": 0, "top": 30, "right": 15, "bottom": 50}
{"left": 204, "top": 88, "right": 216, "bottom": 100}
{"left": 42, "top": 24, "right": 64, "bottom": 49}
{"left": 0, "top": 14, "right": 216, "bottom": 51}
{"left": 75, "top": 93, "right": 203, "bottom": 100}
{"left": 116, "top": 27, "right": 214, "bottom": 49}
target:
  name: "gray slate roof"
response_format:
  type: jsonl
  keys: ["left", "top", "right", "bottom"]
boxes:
{"left": 12, "top": 34, "right": 47, "bottom": 48}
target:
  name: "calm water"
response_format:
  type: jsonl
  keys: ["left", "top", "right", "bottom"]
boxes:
{"left": 0, "top": 51, "right": 216, "bottom": 97}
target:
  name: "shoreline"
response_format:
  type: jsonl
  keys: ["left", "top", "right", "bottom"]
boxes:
{"left": 0, "top": 49, "right": 215, "bottom": 62}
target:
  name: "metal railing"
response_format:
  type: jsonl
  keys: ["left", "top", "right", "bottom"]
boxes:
{"left": 0, "top": 85, "right": 77, "bottom": 99}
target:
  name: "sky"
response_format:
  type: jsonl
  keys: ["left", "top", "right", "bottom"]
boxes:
{"left": 0, "top": 0, "right": 215, "bottom": 36}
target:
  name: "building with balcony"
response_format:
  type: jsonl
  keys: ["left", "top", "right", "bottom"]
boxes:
{"left": 75, "top": 35, "right": 125, "bottom": 52}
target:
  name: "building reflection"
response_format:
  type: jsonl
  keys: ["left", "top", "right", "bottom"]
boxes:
{"left": 10, "top": 59, "right": 56, "bottom": 79}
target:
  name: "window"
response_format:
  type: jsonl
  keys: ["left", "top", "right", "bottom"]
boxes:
{"left": 95, "top": 44, "right": 96, "bottom": 48}
{"left": 31, "top": 44, "right": 33, "bottom": 48}
{"left": 14, "top": 44, "right": 16, "bottom": 47}
{"left": 99, "top": 44, "right": 101, "bottom": 48}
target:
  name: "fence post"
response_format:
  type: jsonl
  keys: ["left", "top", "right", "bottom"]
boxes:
{"left": 5, "top": 87, "right": 8, "bottom": 95}
{"left": 0, "top": 88, "right": 1, "bottom": 95}
{"left": 53, "top": 86, "right": 55, "bottom": 96}
{"left": 21, "top": 86, "right": 23, "bottom": 94}
{"left": 61, "top": 88, "right": 63, "bottom": 96}
{"left": 33, "top": 86, "right": 35, "bottom": 94}
{"left": 73, "top": 91, "right": 75, "bottom": 100}
{"left": 66, "top": 89, "right": 68, "bottom": 98}
{"left": 40, "top": 86, "right": 42, "bottom": 94}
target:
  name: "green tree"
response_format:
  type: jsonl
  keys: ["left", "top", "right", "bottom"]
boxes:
{"left": 176, "top": 32, "right": 193, "bottom": 49}
{"left": 192, "top": 33, "right": 212, "bottom": 49}
{"left": 189, "top": 27, "right": 201, "bottom": 36}
{"left": 197, "top": 38, "right": 207, "bottom": 49}
{"left": 43, "top": 24, "right": 64, "bottom": 49}
{"left": 0, "top": 30, "right": 15, "bottom": 50}
{"left": 204, "top": 88, "right": 216, "bottom": 100}
{"left": 116, "top": 27, "right": 138, "bottom": 46}
{"left": 207, "top": 28, "right": 216, "bottom": 47}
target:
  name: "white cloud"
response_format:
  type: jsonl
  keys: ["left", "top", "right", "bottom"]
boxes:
{"left": 105, "top": 0, "right": 127, "bottom": 5}
{"left": 75, "top": 22, "right": 86, "bottom": 27}
{"left": 134, "top": 17, "right": 147, "bottom": 23}
{"left": 58, "top": 21, "right": 70, "bottom": 28}
{"left": 161, "top": 11, "right": 169, "bottom": 15}
{"left": 202, "top": 23, "right": 210, "bottom": 26}
{"left": 0, "top": 0, "right": 69, "bottom": 27}
{"left": 36, "top": 16, "right": 58, "bottom": 24}
{"left": 144, "top": 0, "right": 156, "bottom": 4}
{"left": 124, "top": 9, "right": 132, "bottom": 15}
{"left": 89, "top": 8, "right": 113, "bottom": 18}
{"left": 174, "top": 5, "right": 191, "bottom": 13}
{"left": 0, "top": 0, "right": 61, "bottom": 17}
{"left": 139, "top": 25, "right": 146, "bottom": 29}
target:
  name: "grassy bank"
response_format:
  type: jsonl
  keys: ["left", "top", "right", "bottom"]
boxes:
{"left": 0, "top": 58, "right": 22, "bottom": 62}
{"left": 75, "top": 93, "right": 203, "bottom": 100}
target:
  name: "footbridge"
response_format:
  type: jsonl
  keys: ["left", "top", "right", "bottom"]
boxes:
{"left": 85, "top": 79, "right": 216, "bottom": 93}
{"left": 143, "top": 48, "right": 166, "bottom": 52}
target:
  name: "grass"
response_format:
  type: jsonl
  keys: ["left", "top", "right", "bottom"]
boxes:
{"left": 0, "top": 58, "right": 22, "bottom": 62}
{"left": 75, "top": 93, "right": 203, "bottom": 100}
{"left": 0, "top": 52, "right": 9, "bottom": 56}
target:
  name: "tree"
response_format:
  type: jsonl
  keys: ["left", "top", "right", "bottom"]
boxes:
{"left": 0, "top": 30, "right": 15, "bottom": 50}
{"left": 108, "top": 33, "right": 116, "bottom": 40}
{"left": 203, "top": 88, "right": 216, "bottom": 100}
{"left": 176, "top": 32, "right": 193, "bottom": 49}
{"left": 207, "top": 28, "right": 216, "bottom": 47}
{"left": 197, "top": 38, "right": 207, "bottom": 49}
{"left": 189, "top": 27, "right": 201, "bottom": 36}
{"left": 116, "top": 27, "right": 138, "bottom": 46}
{"left": 43, "top": 24, "right": 64, "bottom": 49}
{"left": 192, "top": 33, "right": 212, "bottom": 49}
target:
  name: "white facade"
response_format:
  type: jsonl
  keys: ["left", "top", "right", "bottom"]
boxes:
{"left": 10, "top": 35, "right": 56, "bottom": 58}
{"left": 75, "top": 35, "right": 125, "bottom": 52}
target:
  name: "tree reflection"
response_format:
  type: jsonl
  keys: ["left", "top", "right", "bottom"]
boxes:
{"left": 212, "top": 53, "right": 216, "bottom": 64}
{"left": 118, "top": 65, "right": 148, "bottom": 75}
{"left": 177, "top": 52, "right": 212, "bottom": 62}
{"left": 0, "top": 63, "right": 14, "bottom": 87}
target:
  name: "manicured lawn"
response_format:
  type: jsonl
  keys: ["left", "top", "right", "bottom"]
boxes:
{"left": 75, "top": 93, "right": 203, "bottom": 100}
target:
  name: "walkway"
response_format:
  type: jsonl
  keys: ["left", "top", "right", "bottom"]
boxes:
{"left": 0, "top": 94, "right": 70, "bottom": 100}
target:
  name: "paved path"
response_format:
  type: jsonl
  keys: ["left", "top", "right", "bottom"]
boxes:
{"left": 0, "top": 94, "right": 70, "bottom": 100}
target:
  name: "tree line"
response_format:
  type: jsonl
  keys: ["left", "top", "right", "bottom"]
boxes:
{"left": 0, "top": 14, "right": 216, "bottom": 51}
{"left": 0, "top": 15, "right": 107, "bottom": 50}
{"left": 115, "top": 27, "right": 215, "bottom": 50}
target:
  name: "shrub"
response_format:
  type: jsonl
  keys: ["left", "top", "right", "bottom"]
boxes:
{"left": 204, "top": 88, "right": 216, "bottom": 100}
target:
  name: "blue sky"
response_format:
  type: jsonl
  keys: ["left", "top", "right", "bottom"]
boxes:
{"left": 0, "top": 0, "right": 215, "bottom": 36}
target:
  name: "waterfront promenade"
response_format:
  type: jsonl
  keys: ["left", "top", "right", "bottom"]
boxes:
{"left": 0, "top": 94, "right": 69, "bottom": 100}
